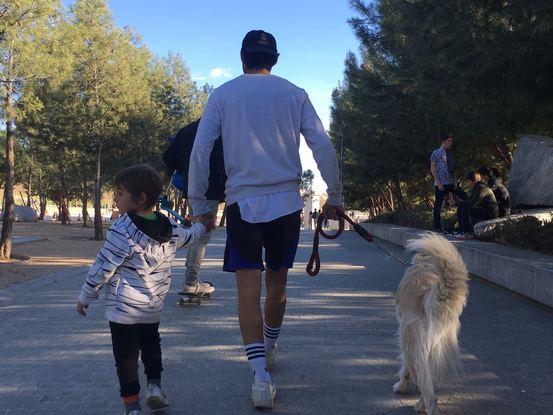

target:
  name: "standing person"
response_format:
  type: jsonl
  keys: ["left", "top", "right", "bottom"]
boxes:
{"left": 76, "top": 165, "right": 206, "bottom": 415}
{"left": 311, "top": 208, "right": 319, "bottom": 229}
{"left": 455, "top": 171, "right": 499, "bottom": 239}
{"left": 430, "top": 134, "right": 468, "bottom": 232}
{"left": 188, "top": 30, "right": 343, "bottom": 409}
{"left": 477, "top": 166, "right": 511, "bottom": 217}
{"left": 163, "top": 120, "right": 226, "bottom": 296}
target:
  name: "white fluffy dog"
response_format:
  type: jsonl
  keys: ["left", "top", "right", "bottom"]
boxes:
{"left": 393, "top": 233, "right": 469, "bottom": 415}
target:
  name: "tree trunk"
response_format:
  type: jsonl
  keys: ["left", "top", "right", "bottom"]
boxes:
{"left": 93, "top": 144, "right": 103, "bottom": 240}
{"left": 81, "top": 180, "right": 89, "bottom": 227}
{"left": 391, "top": 178, "right": 405, "bottom": 210}
{"left": 0, "top": 69, "right": 15, "bottom": 259}
{"left": 26, "top": 164, "right": 32, "bottom": 207}
{"left": 58, "top": 166, "right": 71, "bottom": 225}
{"left": 37, "top": 174, "right": 47, "bottom": 220}
{"left": 491, "top": 139, "right": 512, "bottom": 169}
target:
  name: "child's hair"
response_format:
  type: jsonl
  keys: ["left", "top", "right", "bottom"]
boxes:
{"left": 114, "top": 164, "right": 163, "bottom": 208}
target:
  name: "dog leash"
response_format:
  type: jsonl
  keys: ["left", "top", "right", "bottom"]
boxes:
{"left": 306, "top": 211, "right": 374, "bottom": 276}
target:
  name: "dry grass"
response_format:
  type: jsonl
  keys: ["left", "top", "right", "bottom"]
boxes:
{"left": 0, "top": 221, "right": 107, "bottom": 289}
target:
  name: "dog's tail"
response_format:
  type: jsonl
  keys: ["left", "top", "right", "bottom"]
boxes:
{"left": 406, "top": 232, "right": 469, "bottom": 310}
{"left": 406, "top": 232, "right": 469, "bottom": 382}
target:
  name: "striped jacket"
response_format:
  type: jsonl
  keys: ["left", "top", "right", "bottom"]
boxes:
{"left": 78, "top": 214, "right": 205, "bottom": 324}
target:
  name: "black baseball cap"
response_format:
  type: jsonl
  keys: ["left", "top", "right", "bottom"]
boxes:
{"left": 241, "top": 30, "right": 279, "bottom": 56}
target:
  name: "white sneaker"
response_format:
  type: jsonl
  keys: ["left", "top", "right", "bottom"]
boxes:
{"left": 146, "top": 383, "right": 169, "bottom": 410}
{"left": 178, "top": 280, "right": 215, "bottom": 296}
{"left": 266, "top": 344, "right": 278, "bottom": 371}
{"left": 251, "top": 379, "right": 276, "bottom": 409}
{"left": 122, "top": 411, "right": 141, "bottom": 415}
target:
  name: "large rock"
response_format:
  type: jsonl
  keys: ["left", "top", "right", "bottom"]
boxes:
{"left": 473, "top": 208, "right": 553, "bottom": 238}
{"left": 508, "top": 135, "right": 553, "bottom": 207}
{"left": 12, "top": 205, "right": 38, "bottom": 222}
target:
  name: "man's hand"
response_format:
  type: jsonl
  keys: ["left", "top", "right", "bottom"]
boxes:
{"left": 437, "top": 183, "right": 445, "bottom": 191}
{"left": 322, "top": 203, "right": 345, "bottom": 221}
{"left": 194, "top": 212, "right": 216, "bottom": 232}
{"left": 77, "top": 301, "right": 87, "bottom": 316}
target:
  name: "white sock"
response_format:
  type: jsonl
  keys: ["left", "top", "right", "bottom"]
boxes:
{"left": 244, "top": 343, "right": 271, "bottom": 383}
{"left": 263, "top": 322, "right": 281, "bottom": 352}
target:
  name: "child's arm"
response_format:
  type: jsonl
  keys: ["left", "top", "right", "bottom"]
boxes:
{"left": 77, "top": 225, "right": 131, "bottom": 314}
{"left": 174, "top": 221, "right": 206, "bottom": 249}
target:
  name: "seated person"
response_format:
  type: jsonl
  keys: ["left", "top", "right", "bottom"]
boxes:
{"left": 477, "top": 166, "right": 511, "bottom": 217}
{"left": 455, "top": 171, "right": 499, "bottom": 239}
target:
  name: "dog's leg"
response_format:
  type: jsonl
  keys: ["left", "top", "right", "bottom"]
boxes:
{"left": 393, "top": 362, "right": 412, "bottom": 393}
{"left": 413, "top": 350, "right": 440, "bottom": 415}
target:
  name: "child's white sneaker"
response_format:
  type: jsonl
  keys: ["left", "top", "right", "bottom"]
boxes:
{"left": 146, "top": 383, "right": 169, "bottom": 410}
{"left": 266, "top": 344, "right": 278, "bottom": 371}
{"left": 251, "top": 379, "right": 276, "bottom": 409}
{"left": 122, "top": 411, "right": 141, "bottom": 415}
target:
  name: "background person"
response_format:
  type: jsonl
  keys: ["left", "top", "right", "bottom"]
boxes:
{"left": 163, "top": 119, "right": 226, "bottom": 296}
{"left": 455, "top": 170, "right": 499, "bottom": 239}
{"left": 430, "top": 134, "right": 468, "bottom": 232}
{"left": 477, "top": 166, "right": 511, "bottom": 217}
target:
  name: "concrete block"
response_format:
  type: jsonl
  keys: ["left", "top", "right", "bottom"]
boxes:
{"left": 534, "top": 267, "right": 553, "bottom": 307}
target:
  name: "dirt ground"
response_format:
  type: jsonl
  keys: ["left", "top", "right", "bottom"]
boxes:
{"left": 0, "top": 221, "right": 107, "bottom": 290}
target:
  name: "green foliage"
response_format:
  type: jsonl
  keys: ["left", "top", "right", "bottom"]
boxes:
{"left": 300, "top": 169, "right": 315, "bottom": 192}
{"left": 368, "top": 208, "right": 457, "bottom": 231}
{"left": 487, "top": 216, "right": 553, "bottom": 255}
{"left": 6, "top": 0, "right": 207, "bottom": 238}
{"left": 332, "top": 0, "right": 553, "bottom": 214}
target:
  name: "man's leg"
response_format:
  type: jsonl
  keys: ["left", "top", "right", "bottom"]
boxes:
{"left": 433, "top": 186, "right": 446, "bottom": 230}
{"left": 223, "top": 203, "right": 274, "bottom": 408}
{"left": 453, "top": 185, "right": 468, "bottom": 201}
{"left": 263, "top": 268, "right": 287, "bottom": 371}
{"left": 183, "top": 200, "right": 219, "bottom": 292}
{"left": 264, "top": 268, "right": 287, "bottom": 329}
{"left": 236, "top": 269, "right": 264, "bottom": 345}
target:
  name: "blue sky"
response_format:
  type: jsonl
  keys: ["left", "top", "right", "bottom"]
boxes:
{"left": 70, "top": 0, "right": 362, "bottom": 191}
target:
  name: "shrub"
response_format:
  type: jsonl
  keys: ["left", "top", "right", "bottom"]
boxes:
{"left": 368, "top": 208, "right": 457, "bottom": 231}
{"left": 491, "top": 217, "right": 553, "bottom": 256}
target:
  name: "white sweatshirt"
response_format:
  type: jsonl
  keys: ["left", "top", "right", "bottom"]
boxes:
{"left": 78, "top": 215, "right": 205, "bottom": 324}
{"left": 188, "top": 74, "right": 342, "bottom": 216}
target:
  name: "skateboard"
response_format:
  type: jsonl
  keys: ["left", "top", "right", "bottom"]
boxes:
{"left": 178, "top": 291, "right": 212, "bottom": 306}
{"left": 177, "top": 281, "right": 215, "bottom": 306}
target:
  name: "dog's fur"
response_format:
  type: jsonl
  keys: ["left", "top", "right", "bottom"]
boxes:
{"left": 393, "top": 233, "right": 469, "bottom": 415}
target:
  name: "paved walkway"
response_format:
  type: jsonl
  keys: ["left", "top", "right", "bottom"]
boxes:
{"left": 0, "top": 230, "right": 552, "bottom": 414}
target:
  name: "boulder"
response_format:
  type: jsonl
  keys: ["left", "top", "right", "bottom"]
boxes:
{"left": 12, "top": 205, "right": 38, "bottom": 222}
{"left": 474, "top": 208, "right": 553, "bottom": 238}
{"left": 508, "top": 135, "right": 553, "bottom": 207}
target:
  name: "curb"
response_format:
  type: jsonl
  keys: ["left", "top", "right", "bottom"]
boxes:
{"left": 361, "top": 222, "right": 553, "bottom": 308}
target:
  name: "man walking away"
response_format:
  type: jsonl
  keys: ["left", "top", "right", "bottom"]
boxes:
{"left": 188, "top": 30, "right": 343, "bottom": 409}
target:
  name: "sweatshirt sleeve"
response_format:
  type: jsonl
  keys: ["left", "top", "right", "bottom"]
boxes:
{"left": 300, "top": 95, "right": 343, "bottom": 205}
{"left": 78, "top": 224, "right": 131, "bottom": 306}
{"left": 189, "top": 94, "right": 221, "bottom": 216}
{"left": 174, "top": 222, "right": 206, "bottom": 249}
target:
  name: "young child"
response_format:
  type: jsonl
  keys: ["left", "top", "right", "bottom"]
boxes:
{"left": 76, "top": 164, "right": 206, "bottom": 415}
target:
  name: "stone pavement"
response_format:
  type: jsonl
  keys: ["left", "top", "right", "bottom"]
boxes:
{"left": 0, "top": 230, "right": 552, "bottom": 414}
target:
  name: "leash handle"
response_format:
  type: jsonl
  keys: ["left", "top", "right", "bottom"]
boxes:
{"left": 306, "top": 210, "right": 374, "bottom": 277}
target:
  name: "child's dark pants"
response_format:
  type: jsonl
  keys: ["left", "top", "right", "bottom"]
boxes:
{"left": 109, "top": 321, "right": 162, "bottom": 397}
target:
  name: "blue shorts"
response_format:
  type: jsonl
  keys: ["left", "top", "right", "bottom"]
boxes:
{"left": 223, "top": 203, "right": 301, "bottom": 273}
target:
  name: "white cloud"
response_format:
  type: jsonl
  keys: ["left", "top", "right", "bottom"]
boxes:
{"left": 192, "top": 74, "right": 207, "bottom": 82}
{"left": 209, "top": 67, "right": 232, "bottom": 79}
